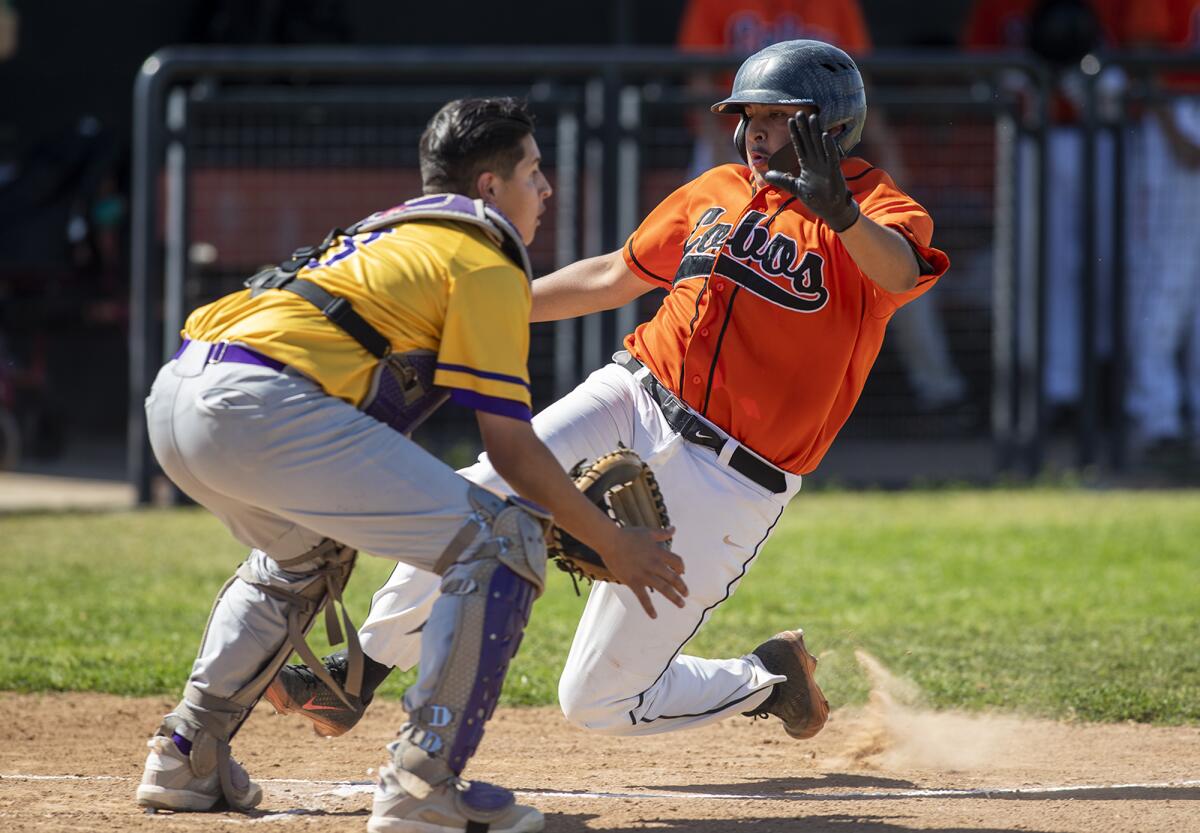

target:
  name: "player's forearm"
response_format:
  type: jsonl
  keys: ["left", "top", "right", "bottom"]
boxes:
{"left": 483, "top": 423, "right": 620, "bottom": 553}
{"left": 531, "top": 251, "right": 648, "bottom": 322}
{"left": 836, "top": 214, "right": 920, "bottom": 294}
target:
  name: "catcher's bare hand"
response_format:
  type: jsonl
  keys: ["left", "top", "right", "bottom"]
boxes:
{"left": 599, "top": 525, "right": 687, "bottom": 618}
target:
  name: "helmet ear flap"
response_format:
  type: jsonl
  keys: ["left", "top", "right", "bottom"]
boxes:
{"left": 733, "top": 116, "right": 747, "bottom": 161}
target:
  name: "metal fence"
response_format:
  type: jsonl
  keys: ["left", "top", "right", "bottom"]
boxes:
{"left": 129, "top": 47, "right": 1058, "bottom": 503}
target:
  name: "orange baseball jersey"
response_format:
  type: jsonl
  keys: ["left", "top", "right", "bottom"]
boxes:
{"left": 678, "top": 0, "right": 871, "bottom": 56}
{"left": 622, "top": 162, "right": 949, "bottom": 475}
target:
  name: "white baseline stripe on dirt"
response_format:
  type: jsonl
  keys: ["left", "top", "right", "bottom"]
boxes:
{"left": 3, "top": 774, "right": 1199, "bottom": 802}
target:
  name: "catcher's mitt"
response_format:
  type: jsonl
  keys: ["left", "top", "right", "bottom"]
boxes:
{"left": 550, "top": 447, "right": 671, "bottom": 585}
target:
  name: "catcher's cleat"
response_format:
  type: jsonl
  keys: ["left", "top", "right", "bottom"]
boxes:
{"left": 136, "top": 734, "right": 262, "bottom": 812}
{"left": 264, "top": 653, "right": 367, "bottom": 738}
{"left": 744, "top": 629, "right": 830, "bottom": 740}
{"left": 369, "top": 761, "right": 543, "bottom": 833}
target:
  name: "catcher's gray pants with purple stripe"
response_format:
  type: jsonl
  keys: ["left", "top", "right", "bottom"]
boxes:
{"left": 358, "top": 360, "right": 802, "bottom": 734}
{"left": 145, "top": 340, "right": 533, "bottom": 773}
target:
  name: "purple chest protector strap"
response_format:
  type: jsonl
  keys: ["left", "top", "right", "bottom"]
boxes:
{"left": 243, "top": 194, "right": 532, "bottom": 436}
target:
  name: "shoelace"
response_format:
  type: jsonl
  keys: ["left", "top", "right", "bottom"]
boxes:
{"left": 742, "top": 683, "right": 781, "bottom": 721}
{"left": 324, "top": 653, "right": 350, "bottom": 682}
{"left": 289, "top": 655, "right": 350, "bottom": 692}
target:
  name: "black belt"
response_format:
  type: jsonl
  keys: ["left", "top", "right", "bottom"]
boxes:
{"left": 617, "top": 353, "right": 788, "bottom": 495}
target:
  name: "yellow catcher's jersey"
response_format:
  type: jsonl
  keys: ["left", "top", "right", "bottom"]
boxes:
{"left": 183, "top": 220, "right": 533, "bottom": 420}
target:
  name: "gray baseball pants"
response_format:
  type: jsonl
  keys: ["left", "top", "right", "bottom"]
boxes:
{"left": 145, "top": 339, "right": 482, "bottom": 717}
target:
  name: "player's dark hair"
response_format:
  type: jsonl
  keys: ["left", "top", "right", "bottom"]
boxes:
{"left": 419, "top": 97, "right": 536, "bottom": 196}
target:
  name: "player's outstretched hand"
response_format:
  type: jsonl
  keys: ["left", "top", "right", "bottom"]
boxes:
{"left": 764, "top": 113, "right": 860, "bottom": 233}
{"left": 600, "top": 526, "right": 687, "bottom": 618}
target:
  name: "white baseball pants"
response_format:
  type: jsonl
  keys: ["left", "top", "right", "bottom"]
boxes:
{"left": 359, "top": 360, "right": 804, "bottom": 735}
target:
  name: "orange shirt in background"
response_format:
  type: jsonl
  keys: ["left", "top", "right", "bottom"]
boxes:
{"left": 676, "top": 0, "right": 874, "bottom": 154}
{"left": 622, "top": 162, "right": 949, "bottom": 475}
{"left": 1123, "top": 0, "right": 1200, "bottom": 46}
{"left": 1120, "top": 0, "right": 1200, "bottom": 90}
{"left": 963, "top": 0, "right": 1124, "bottom": 49}
{"left": 962, "top": 0, "right": 1124, "bottom": 121}
{"left": 678, "top": 0, "right": 871, "bottom": 56}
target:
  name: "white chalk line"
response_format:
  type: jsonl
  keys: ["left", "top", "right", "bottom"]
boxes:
{"left": 3, "top": 773, "right": 1199, "bottom": 804}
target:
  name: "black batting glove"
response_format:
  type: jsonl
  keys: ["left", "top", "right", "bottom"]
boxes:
{"left": 763, "top": 113, "right": 860, "bottom": 233}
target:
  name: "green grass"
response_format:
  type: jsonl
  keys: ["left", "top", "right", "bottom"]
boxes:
{"left": 1, "top": 489, "right": 1198, "bottom": 724}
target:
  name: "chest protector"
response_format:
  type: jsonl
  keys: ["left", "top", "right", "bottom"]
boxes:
{"left": 244, "top": 194, "right": 532, "bottom": 436}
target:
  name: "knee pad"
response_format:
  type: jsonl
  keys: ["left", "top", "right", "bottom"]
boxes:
{"left": 433, "top": 485, "right": 550, "bottom": 593}
{"left": 390, "top": 486, "right": 549, "bottom": 793}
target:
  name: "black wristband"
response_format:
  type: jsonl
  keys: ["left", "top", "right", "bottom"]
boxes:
{"left": 827, "top": 193, "right": 860, "bottom": 233}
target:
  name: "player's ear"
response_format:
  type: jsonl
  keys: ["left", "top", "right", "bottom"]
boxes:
{"left": 474, "top": 171, "right": 498, "bottom": 201}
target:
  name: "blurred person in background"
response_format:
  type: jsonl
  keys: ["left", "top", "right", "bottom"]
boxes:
{"left": 678, "top": 0, "right": 970, "bottom": 416}
{"left": 183, "top": 0, "right": 351, "bottom": 45}
{"left": 0, "top": 0, "right": 132, "bottom": 464}
{"left": 963, "top": 0, "right": 1121, "bottom": 433}
{"left": 0, "top": 1, "right": 15, "bottom": 62}
{"left": 1121, "top": 0, "right": 1200, "bottom": 473}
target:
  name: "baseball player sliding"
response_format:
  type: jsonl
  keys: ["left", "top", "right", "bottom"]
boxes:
{"left": 135, "top": 98, "right": 686, "bottom": 833}
{"left": 271, "top": 37, "right": 949, "bottom": 772}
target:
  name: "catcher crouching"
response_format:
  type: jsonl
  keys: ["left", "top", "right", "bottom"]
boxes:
{"left": 135, "top": 97, "right": 686, "bottom": 833}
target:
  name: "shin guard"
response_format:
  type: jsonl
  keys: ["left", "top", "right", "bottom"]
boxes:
{"left": 158, "top": 539, "right": 360, "bottom": 810}
{"left": 390, "top": 486, "right": 549, "bottom": 795}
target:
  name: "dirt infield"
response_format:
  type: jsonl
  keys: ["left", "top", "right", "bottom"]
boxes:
{"left": 1, "top": 686, "right": 1197, "bottom": 833}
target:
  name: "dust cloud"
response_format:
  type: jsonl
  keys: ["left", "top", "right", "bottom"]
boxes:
{"left": 830, "top": 649, "right": 1028, "bottom": 771}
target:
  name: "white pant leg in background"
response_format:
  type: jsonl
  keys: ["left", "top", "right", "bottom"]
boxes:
{"left": 359, "top": 362, "right": 801, "bottom": 734}
{"left": 887, "top": 292, "right": 966, "bottom": 410}
{"left": 1126, "top": 102, "right": 1200, "bottom": 444}
{"left": 1016, "top": 127, "right": 1116, "bottom": 408}
{"left": 1042, "top": 127, "right": 1085, "bottom": 407}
